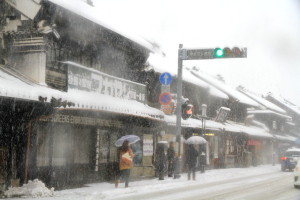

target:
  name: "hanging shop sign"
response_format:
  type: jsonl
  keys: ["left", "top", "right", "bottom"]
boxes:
{"left": 66, "top": 62, "right": 146, "bottom": 103}
{"left": 39, "top": 114, "right": 123, "bottom": 128}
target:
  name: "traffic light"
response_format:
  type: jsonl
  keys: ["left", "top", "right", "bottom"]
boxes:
{"left": 213, "top": 47, "right": 246, "bottom": 58}
{"left": 182, "top": 101, "right": 193, "bottom": 120}
{"left": 214, "top": 48, "right": 224, "bottom": 58}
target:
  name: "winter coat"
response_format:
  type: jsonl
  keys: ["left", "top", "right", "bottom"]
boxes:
{"left": 155, "top": 145, "right": 166, "bottom": 171}
{"left": 119, "top": 148, "right": 134, "bottom": 170}
{"left": 167, "top": 147, "right": 175, "bottom": 162}
{"left": 186, "top": 146, "right": 198, "bottom": 167}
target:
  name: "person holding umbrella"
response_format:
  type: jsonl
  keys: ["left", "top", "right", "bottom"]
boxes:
{"left": 115, "top": 140, "right": 135, "bottom": 188}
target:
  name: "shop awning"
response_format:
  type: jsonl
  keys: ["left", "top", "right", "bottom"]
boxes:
{"left": 0, "top": 66, "right": 164, "bottom": 121}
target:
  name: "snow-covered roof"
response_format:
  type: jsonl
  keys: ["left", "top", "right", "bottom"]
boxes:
{"left": 48, "top": 0, "right": 154, "bottom": 52}
{"left": 0, "top": 67, "right": 164, "bottom": 121}
{"left": 287, "top": 121, "right": 296, "bottom": 126}
{"left": 287, "top": 148, "right": 300, "bottom": 152}
{"left": 248, "top": 110, "right": 292, "bottom": 119}
{"left": 274, "top": 134, "right": 296, "bottom": 142}
{"left": 0, "top": 66, "right": 65, "bottom": 102}
{"left": 238, "top": 89, "right": 286, "bottom": 114}
{"left": 225, "top": 121, "right": 273, "bottom": 138}
{"left": 64, "top": 89, "right": 164, "bottom": 120}
{"left": 164, "top": 115, "right": 272, "bottom": 138}
{"left": 190, "top": 70, "right": 260, "bottom": 107}
{"left": 164, "top": 115, "right": 225, "bottom": 131}
{"left": 147, "top": 54, "right": 229, "bottom": 99}
{"left": 184, "top": 69, "right": 228, "bottom": 99}
{"left": 267, "top": 93, "right": 300, "bottom": 116}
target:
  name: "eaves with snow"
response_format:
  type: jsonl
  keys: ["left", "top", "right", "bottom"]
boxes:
{"left": 0, "top": 66, "right": 164, "bottom": 121}
{"left": 237, "top": 87, "right": 287, "bottom": 114}
{"left": 267, "top": 93, "right": 300, "bottom": 116}
{"left": 164, "top": 115, "right": 273, "bottom": 139}
{"left": 247, "top": 110, "right": 292, "bottom": 120}
{"left": 190, "top": 69, "right": 260, "bottom": 107}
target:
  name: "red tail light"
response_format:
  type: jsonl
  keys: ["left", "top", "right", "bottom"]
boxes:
{"left": 281, "top": 157, "right": 287, "bottom": 160}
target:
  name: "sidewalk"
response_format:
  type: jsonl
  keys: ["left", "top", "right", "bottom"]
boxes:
{"left": 7, "top": 165, "right": 283, "bottom": 200}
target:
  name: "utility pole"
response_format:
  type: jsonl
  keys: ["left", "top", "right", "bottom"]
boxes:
{"left": 174, "top": 44, "right": 184, "bottom": 179}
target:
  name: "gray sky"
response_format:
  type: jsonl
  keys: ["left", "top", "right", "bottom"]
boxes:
{"left": 93, "top": 0, "right": 300, "bottom": 106}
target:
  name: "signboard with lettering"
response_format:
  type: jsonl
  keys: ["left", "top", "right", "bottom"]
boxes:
{"left": 65, "top": 62, "right": 146, "bottom": 103}
{"left": 39, "top": 114, "right": 123, "bottom": 128}
{"left": 143, "top": 135, "right": 153, "bottom": 156}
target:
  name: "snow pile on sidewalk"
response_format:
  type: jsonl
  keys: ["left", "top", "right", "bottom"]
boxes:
{"left": 4, "top": 179, "right": 54, "bottom": 198}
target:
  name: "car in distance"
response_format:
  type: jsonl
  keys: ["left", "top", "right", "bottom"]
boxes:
{"left": 281, "top": 148, "right": 300, "bottom": 172}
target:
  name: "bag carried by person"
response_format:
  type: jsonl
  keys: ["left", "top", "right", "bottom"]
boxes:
{"left": 121, "top": 152, "right": 132, "bottom": 165}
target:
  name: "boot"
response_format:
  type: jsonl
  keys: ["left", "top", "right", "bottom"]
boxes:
{"left": 125, "top": 183, "right": 129, "bottom": 188}
{"left": 115, "top": 180, "right": 119, "bottom": 188}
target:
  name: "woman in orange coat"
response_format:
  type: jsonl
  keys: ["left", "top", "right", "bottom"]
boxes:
{"left": 115, "top": 140, "right": 134, "bottom": 188}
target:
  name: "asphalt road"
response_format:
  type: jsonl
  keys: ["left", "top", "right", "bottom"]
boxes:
{"left": 114, "top": 171, "right": 300, "bottom": 200}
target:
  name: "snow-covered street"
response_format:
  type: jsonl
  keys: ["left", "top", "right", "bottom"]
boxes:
{"left": 5, "top": 164, "right": 300, "bottom": 200}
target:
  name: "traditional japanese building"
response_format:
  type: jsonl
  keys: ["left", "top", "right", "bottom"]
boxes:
{"left": 0, "top": 0, "right": 165, "bottom": 190}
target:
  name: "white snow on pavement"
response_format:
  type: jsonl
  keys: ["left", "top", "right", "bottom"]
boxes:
{"left": 6, "top": 165, "right": 287, "bottom": 200}
{"left": 4, "top": 179, "right": 54, "bottom": 198}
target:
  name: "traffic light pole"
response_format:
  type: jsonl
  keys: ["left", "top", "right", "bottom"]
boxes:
{"left": 174, "top": 45, "right": 246, "bottom": 179}
{"left": 174, "top": 44, "right": 183, "bottom": 179}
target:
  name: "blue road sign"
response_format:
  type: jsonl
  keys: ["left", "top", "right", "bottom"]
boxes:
{"left": 159, "top": 72, "right": 173, "bottom": 85}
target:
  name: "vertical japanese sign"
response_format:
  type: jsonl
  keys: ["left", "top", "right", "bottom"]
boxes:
{"left": 143, "top": 134, "right": 153, "bottom": 156}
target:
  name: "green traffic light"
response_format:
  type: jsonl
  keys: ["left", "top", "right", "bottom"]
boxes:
{"left": 214, "top": 48, "right": 224, "bottom": 58}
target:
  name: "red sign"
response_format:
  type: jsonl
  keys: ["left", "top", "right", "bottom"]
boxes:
{"left": 247, "top": 140, "right": 261, "bottom": 146}
{"left": 159, "top": 92, "right": 172, "bottom": 105}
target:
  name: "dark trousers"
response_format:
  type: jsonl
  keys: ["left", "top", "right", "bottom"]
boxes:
{"left": 187, "top": 164, "right": 196, "bottom": 180}
{"left": 119, "top": 169, "right": 131, "bottom": 187}
{"left": 168, "top": 160, "right": 174, "bottom": 177}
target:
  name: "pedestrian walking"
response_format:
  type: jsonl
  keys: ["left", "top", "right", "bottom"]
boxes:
{"left": 186, "top": 144, "right": 198, "bottom": 180}
{"left": 115, "top": 140, "right": 134, "bottom": 188}
{"left": 155, "top": 143, "right": 166, "bottom": 180}
{"left": 167, "top": 141, "right": 175, "bottom": 177}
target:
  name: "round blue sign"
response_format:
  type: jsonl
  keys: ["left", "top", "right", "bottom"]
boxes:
{"left": 159, "top": 72, "right": 173, "bottom": 85}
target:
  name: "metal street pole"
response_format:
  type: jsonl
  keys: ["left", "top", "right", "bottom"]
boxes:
{"left": 174, "top": 44, "right": 183, "bottom": 179}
